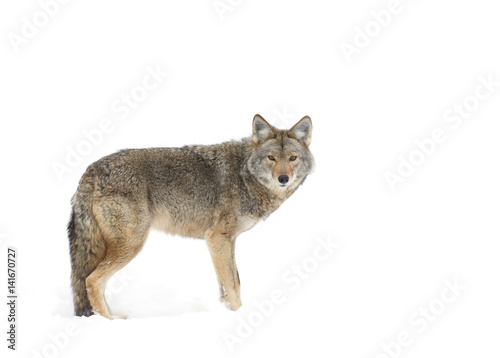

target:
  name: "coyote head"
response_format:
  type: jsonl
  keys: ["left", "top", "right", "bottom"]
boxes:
{"left": 247, "top": 114, "right": 315, "bottom": 192}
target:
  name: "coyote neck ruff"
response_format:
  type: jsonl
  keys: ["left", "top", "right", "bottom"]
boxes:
{"left": 68, "top": 114, "right": 314, "bottom": 318}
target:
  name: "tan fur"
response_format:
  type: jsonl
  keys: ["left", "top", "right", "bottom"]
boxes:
{"left": 67, "top": 115, "right": 314, "bottom": 318}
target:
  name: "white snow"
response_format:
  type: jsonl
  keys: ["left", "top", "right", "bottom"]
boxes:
{"left": 1, "top": 1, "right": 500, "bottom": 357}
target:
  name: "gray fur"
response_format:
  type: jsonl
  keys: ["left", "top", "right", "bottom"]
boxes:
{"left": 68, "top": 115, "right": 314, "bottom": 318}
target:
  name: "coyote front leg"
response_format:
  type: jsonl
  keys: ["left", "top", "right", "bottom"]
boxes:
{"left": 206, "top": 234, "right": 242, "bottom": 310}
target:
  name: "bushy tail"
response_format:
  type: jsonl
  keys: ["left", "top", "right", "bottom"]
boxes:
{"left": 67, "top": 171, "right": 106, "bottom": 316}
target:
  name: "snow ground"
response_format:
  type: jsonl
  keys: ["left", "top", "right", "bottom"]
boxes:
{"left": 1, "top": 0, "right": 500, "bottom": 357}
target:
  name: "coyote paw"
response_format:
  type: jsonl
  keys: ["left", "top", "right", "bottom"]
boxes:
{"left": 223, "top": 299, "right": 242, "bottom": 311}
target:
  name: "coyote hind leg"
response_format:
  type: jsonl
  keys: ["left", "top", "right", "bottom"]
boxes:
{"left": 87, "top": 196, "right": 150, "bottom": 319}
{"left": 85, "top": 236, "right": 146, "bottom": 319}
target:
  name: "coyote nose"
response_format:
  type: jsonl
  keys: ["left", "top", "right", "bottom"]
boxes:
{"left": 278, "top": 175, "right": 289, "bottom": 184}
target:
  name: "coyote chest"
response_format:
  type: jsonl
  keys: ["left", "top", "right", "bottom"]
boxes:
{"left": 235, "top": 216, "right": 260, "bottom": 236}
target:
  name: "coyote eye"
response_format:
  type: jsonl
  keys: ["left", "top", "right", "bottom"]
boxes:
{"left": 290, "top": 156, "right": 297, "bottom": 161}
{"left": 267, "top": 155, "right": 275, "bottom": 161}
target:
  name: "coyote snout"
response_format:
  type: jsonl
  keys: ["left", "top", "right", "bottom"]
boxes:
{"left": 68, "top": 114, "right": 314, "bottom": 319}
{"left": 278, "top": 175, "right": 289, "bottom": 185}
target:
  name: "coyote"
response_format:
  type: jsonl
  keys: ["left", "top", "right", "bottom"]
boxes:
{"left": 68, "top": 114, "right": 314, "bottom": 318}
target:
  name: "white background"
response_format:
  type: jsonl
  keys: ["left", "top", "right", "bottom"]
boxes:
{"left": 1, "top": 0, "right": 500, "bottom": 357}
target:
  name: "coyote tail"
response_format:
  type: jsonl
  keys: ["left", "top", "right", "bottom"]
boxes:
{"left": 67, "top": 171, "right": 106, "bottom": 316}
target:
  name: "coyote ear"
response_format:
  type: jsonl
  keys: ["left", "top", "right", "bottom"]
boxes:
{"left": 289, "top": 116, "right": 312, "bottom": 147}
{"left": 252, "top": 114, "right": 275, "bottom": 144}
